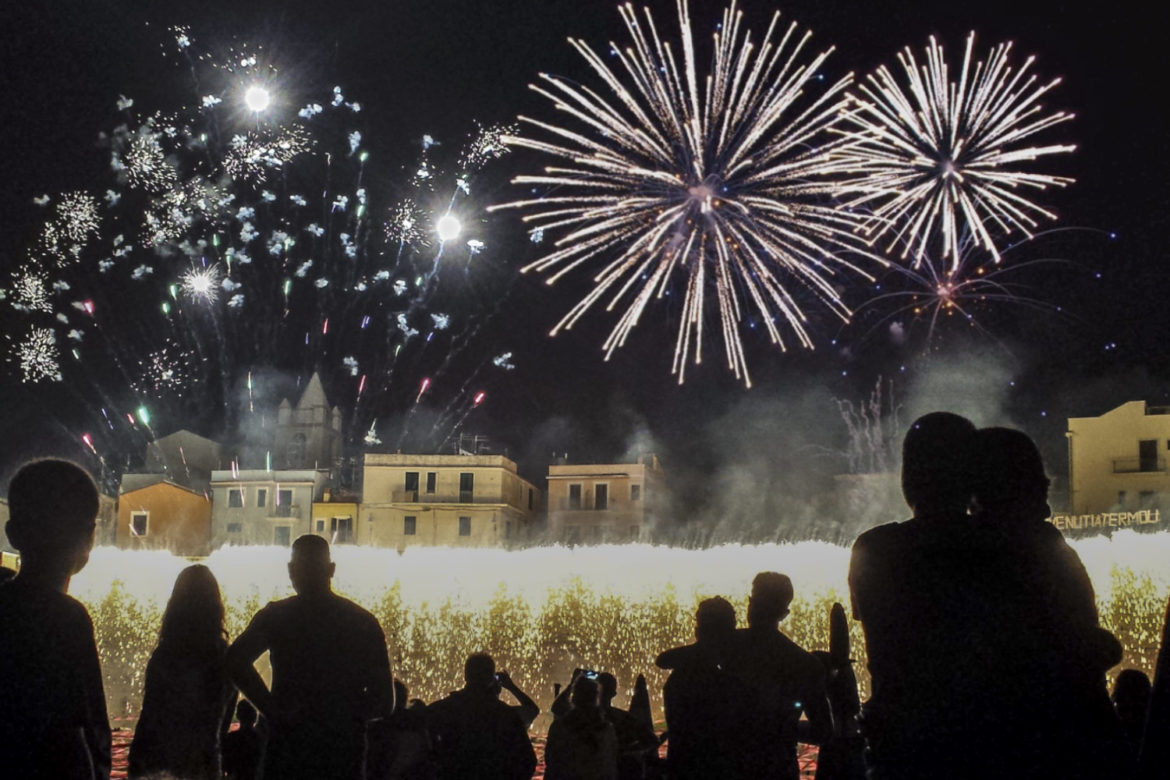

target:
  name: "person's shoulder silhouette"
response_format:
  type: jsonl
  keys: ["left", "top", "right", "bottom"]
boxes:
{"left": 0, "top": 459, "right": 111, "bottom": 780}
{"left": 426, "top": 653, "right": 536, "bottom": 780}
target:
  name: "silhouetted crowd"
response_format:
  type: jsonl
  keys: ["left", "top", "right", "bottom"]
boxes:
{"left": 1, "top": 411, "right": 1169, "bottom": 779}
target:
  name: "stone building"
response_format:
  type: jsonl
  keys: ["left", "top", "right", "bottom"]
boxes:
{"left": 546, "top": 455, "right": 664, "bottom": 543}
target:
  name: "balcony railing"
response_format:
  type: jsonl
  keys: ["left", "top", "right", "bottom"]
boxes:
{"left": 556, "top": 497, "right": 612, "bottom": 511}
{"left": 1113, "top": 457, "right": 1166, "bottom": 474}
{"left": 272, "top": 504, "right": 302, "bottom": 518}
{"left": 391, "top": 490, "right": 490, "bottom": 504}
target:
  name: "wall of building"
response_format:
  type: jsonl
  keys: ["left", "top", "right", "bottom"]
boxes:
{"left": 116, "top": 481, "right": 212, "bottom": 556}
{"left": 1068, "top": 401, "right": 1170, "bottom": 514}
{"left": 547, "top": 461, "right": 662, "bottom": 542}
{"left": 209, "top": 470, "right": 328, "bottom": 547}
{"left": 362, "top": 453, "right": 538, "bottom": 549}
{"left": 311, "top": 499, "right": 359, "bottom": 545}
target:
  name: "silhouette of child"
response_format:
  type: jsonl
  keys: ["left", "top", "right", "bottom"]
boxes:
{"left": 0, "top": 459, "right": 111, "bottom": 779}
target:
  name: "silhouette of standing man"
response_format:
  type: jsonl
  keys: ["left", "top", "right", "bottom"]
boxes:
{"left": 228, "top": 535, "right": 393, "bottom": 780}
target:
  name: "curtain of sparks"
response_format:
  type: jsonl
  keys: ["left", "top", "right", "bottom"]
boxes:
{"left": 837, "top": 33, "right": 1075, "bottom": 269}
{"left": 492, "top": 1, "right": 879, "bottom": 387}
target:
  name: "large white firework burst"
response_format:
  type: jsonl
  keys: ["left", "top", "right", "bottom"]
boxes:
{"left": 491, "top": 0, "right": 878, "bottom": 386}
{"left": 837, "top": 33, "right": 1075, "bottom": 268}
{"left": 181, "top": 264, "right": 223, "bottom": 304}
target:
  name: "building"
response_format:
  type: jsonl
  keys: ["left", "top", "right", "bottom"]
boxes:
{"left": 209, "top": 469, "right": 330, "bottom": 547}
{"left": 362, "top": 453, "right": 540, "bottom": 548}
{"left": 142, "top": 429, "right": 223, "bottom": 492}
{"left": 547, "top": 455, "right": 664, "bottom": 543}
{"left": 1066, "top": 401, "right": 1170, "bottom": 519}
{"left": 274, "top": 373, "right": 342, "bottom": 470}
{"left": 116, "top": 478, "right": 212, "bottom": 555}
{"left": 311, "top": 490, "right": 360, "bottom": 545}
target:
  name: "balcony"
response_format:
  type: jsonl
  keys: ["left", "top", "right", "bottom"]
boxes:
{"left": 1113, "top": 457, "right": 1166, "bottom": 474}
{"left": 556, "top": 497, "right": 611, "bottom": 511}
{"left": 272, "top": 504, "right": 302, "bottom": 518}
{"left": 391, "top": 490, "right": 491, "bottom": 505}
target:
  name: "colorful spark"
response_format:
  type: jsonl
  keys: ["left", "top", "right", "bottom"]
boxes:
{"left": 491, "top": 0, "right": 878, "bottom": 386}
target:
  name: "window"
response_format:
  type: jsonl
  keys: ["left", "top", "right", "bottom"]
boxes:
{"left": 594, "top": 484, "right": 608, "bottom": 511}
{"left": 405, "top": 472, "right": 419, "bottom": 493}
{"left": 276, "top": 489, "right": 294, "bottom": 517}
{"left": 459, "top": 473, "right": 474, "bottom": 502}
{"left": 256, "top": 488, "right": 267, "bottom": 508}
{"left": 227, "top": 522, "right": 243, "bottom": 534}
{"left": 274, "top": 526, "right": 292, "bottom": 546}
{"left": 316, "top": 520, "right": 326, "bottom": 533}
{"left": 426, "top": 472, "right": 437, "bottom": 494}
{"left": 459, "top": 516, "right": 471, "bottom": 536}
{"left": 1118, "top": 491, "right": 1128, "bottom": 506}
{"left": 630, "top": 484, "right": 641, "bottom": 502}
{"left": 528, "top": 488, "right": 534, "bottom": 510}
{"left": 404, "top": 516, "right": 417, "bottom": 535}
{"left": 568, "top": 484, "right": 582, "bottom": 510}
{"left": 228, "top": 489, "right": 244, "bottom": 508}
{"left": 629, "top": 525, "right": 640, "bottom": 539}
{"left": 331, "top": 516, "right": 354, "bottom": 544}
{"left": 130, "top": 512, "right": 148, "bottom": 537}
{"left": 505, "top": 520, "right": 512, "bottom": 539}
{"left": 1140, "top": 440, "right": 1159, "bottom": 471}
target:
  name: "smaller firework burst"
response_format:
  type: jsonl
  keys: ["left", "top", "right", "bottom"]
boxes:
{"left": 385, "top": 199, "right": 428, "bottom": 246}
{"left": 40, "top": 192, "right": 101, "bottom": 264}
{"left": 458, "top": 122, "right": 519, "bottom": 172}
{"left": 122, "top": 125, "right": 178, "bottom": 193}
{"left": 12, "top": 327, "right": 63, "bottom": 382}
{"left": 181, "top": 265, "right": 223, "bottom": 304}
{"left": 7, "top": 269, "right": 54, "bottom": 313}
{"left": 135, "top": 342, "right": 199, "bottom": 397}
{"left": 222, "top": 126, "right": 314, "bottom": 183}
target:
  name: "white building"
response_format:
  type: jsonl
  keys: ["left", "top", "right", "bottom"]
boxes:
{"left": 209, "top": 468, "right": 330, "bottom": 547}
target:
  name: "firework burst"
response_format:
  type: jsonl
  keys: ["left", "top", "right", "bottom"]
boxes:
{"left": 838, "top": 33, "right": 1075, "bottom": 268}
{"left": 491, "top": 0, "right": 879, "bottom": 387}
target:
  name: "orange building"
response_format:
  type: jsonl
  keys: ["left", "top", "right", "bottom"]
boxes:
{"left": 117, "top": 478, "right": 212, "bottom": 555}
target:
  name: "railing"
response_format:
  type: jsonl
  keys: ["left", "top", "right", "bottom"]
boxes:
{"left": 391, "top": 490, "right": 489, "bottom": 504}
{"left": 556, "top": 497, "right": 611, "bottom": 511}
{"left": 272, "top": 504, "right": 301, "bottom": 518}
{"left": 1113, "top": 457, "right": 1166, "bottom": 474}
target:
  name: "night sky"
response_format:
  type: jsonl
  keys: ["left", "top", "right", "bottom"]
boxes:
{"left": 1, "top": 0, "right": 1167, "bottom": 521}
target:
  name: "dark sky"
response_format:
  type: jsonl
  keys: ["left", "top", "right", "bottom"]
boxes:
{"left": 1, "top": 0, "right": 1167, "bottom": 503}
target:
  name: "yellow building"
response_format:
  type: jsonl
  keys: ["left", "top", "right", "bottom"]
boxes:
{"left": 547, "top": 456, "right": 664, "bottom": 543}
{"left": 312, "top": 490, "right": 360, "bottom": 545}
{"left": 1066, "top": 401, "right": 1170, "bottom": 522}
{"left": 117, "top": 479, "right": 212, "bottom": 555}
{"left": 362, "top": 453, "right": 539, "bottom": 548}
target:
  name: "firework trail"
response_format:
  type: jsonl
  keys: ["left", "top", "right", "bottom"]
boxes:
{"left": 491, "top": 0, "right": 881, "bottom": 387}
{"left": 2, "top": 27, "right": 516, "bottom": 464}
{"left": 837, "top": 32, "right": 1075, "bottom": 269}
{"left": 850, "top": 230, "right": 1082, "bottom": 349}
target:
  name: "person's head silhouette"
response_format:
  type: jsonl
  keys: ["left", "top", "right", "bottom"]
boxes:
{"left": 695, "top": 595, "right": 737, "bottom": 645}
{"left": 160, "top": 564, "right": 227, "bottom": 648}
{"left": 748, "top": 571, "right": 794, "bottom": 630}
{"left": 972, "top": 426, "right": 1050, "bottom": 522}
{"left": 5, "top": 459, "right": 99, "bottom": 588}
{"left": 901, "top": 412, "right": 977, "bottom": 516}
{"left": 287, "top": 534, "right": 335, "bottom": 596}
{"left": 464, "top": 652, "right": 496, "bottom": 693}
{"left": 570, "top": 675, "right": 601, "bottom": 711}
